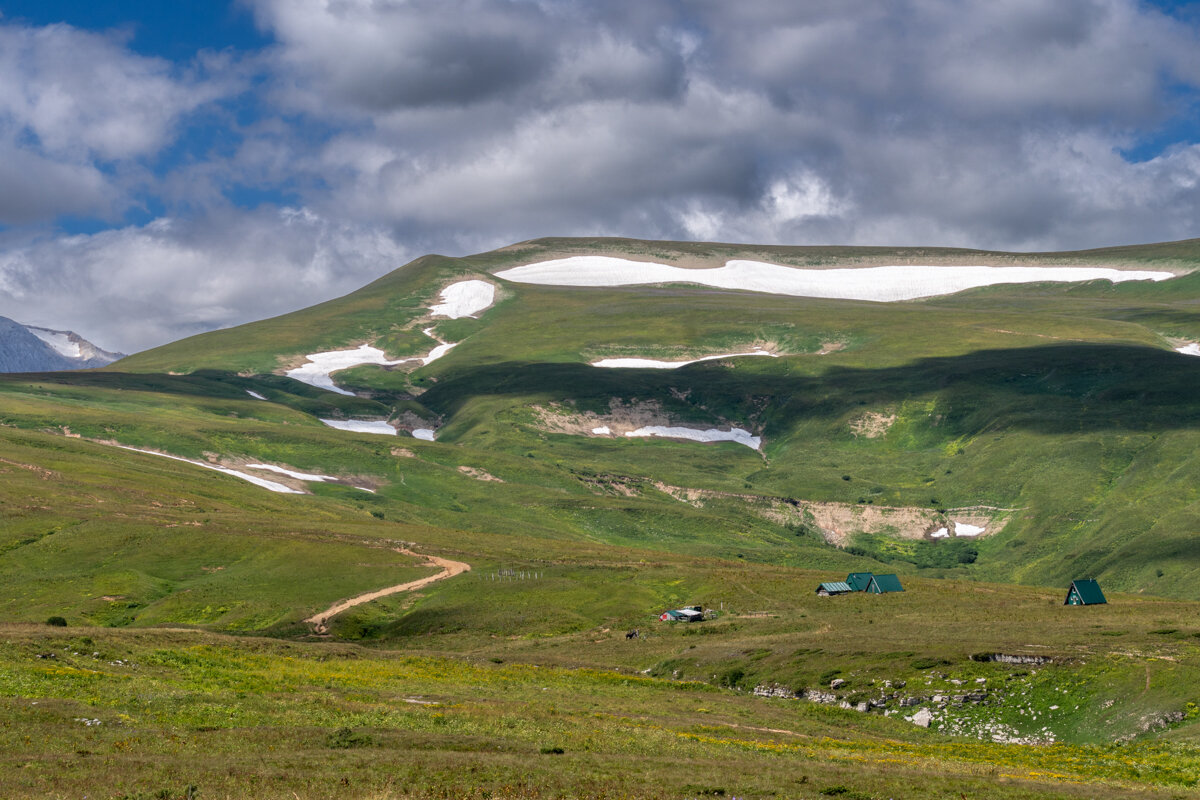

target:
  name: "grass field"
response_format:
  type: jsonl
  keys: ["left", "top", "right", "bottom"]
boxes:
{"left": 4, "top": 237, "right": 1200, "bottom": 797}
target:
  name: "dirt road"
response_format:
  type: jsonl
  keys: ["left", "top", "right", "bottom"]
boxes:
{"left": 305, "top": 547, "right": 470, "bottom": 634}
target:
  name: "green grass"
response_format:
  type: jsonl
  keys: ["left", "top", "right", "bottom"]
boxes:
{"left": 4, "top": 236, "right": 1200, "bottom": 796}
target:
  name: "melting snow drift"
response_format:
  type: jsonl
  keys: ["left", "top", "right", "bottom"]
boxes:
{"left": 288, "top": 345, "right": 409, "bottom": 395}
{"left": 430, "top": 280, "right": 495, "bottom": 318}
{"left": 245, "top": 390, "right": 267, "bottom": 400}
{"left": 592, "top": 349, "right": 777, "bottom": 369}
{"left": 954, "top": 522, "right": 986, "bottom": 537}
{"left": 1176, "top": 343, "right": 1200, "bottom": 357}
{"left": 495, "top": 257, "right": 1174, "bottom": 301}
{"left": 117, "top": 446, "right": 302, "bottom": 494}
{"left": 245, "top": 464, "right": 335, "bottom": 482}
{"left": 412, "top": 428, "right": 436, "bottom": 441}
{"left": 625, "top": 426, "right": 760, "bottom": 449}
{"left": 320, "top": 419, "right": 398, "bottom": 436}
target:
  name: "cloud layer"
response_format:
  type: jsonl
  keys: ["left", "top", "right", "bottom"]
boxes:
{"left": 3, "top": 0, "right": 1200, "bottom": 351}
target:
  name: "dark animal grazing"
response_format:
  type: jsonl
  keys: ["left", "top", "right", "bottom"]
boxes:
{"left": 626, "top": 629, "right": 639, "bottom": 640}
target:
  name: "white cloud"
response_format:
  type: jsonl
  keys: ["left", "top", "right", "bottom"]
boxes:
{"left": 0, "top": 21, "right": 235, "bottom": 223}
{"left": 0, "top": 208, "right": 409, "bottom": 353}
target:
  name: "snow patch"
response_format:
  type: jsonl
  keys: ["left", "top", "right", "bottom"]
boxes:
{"left": 116, "top": 446, "right": 302, "bottom": 494}
{"left": 930, "top": 527, "right": 950, "bottom": 538}
{"left": 1176, "top": 343, "right": 1200, "bottom": 357}
{"left": 954, "top": 522, "right": 986, "bottom": 537}
{"left": 28, "top": 328, "right": 81, "bottom": 359}
{"left": 592, "top": 349, "right": 777, "bottom": 369}
{"left": 420, "top": 328, "right": 458, "bottom": 365}
{"left": 591, "top": 425, "right": 612, "bottom": 435}
{"left": 319, "top": 418, "right": 398, "bottom": 436}
{"left": 624, "top": 425, "right": 760, "bottom": 449}
{"left": 245, "top": 390, "right": 267, "bottom": 400}
{"left": 412, "top": 428, "right": 436, "bottom": 441}
{"left": 287, "top": 345, "right": 409, "bottom": 395}
{"left": 245, "top": 464, "right": 336, "bottom": 482}
{"left": 430, "top": 280, "right": 495, "bottom": 318}
{"left": 496, "top": 257, "right": 1174, "bottom": 301}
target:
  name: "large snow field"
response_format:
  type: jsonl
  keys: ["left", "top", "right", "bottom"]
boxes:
{"left": 117, "top": 446, "right": 302, "bottom": 494}
{"left": 625, "top": 425, "right": 761, "bottom": 449}
{"left": 430, "top": 280, "right": 495, "bottom": 318}
{"left": 495, "top": 256, "right": 1174, "bottom": 301}
{"left": 287, "top": 345, "right": 409, "bottom": 395}
{"left": 319, "top": 418, "right": 398, "bottom": 436}
{"left": 1177, "top": 343, "right": 1200, "bottom": 356}
{"left": 593, "top": 349, "right": 777, "bottom": 369}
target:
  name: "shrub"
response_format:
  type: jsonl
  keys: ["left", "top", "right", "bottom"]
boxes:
{"left": 46, "top": 616, "right": 67, "bottom": 627}
{"left": 539, "top": 746, "right": 565, "bottom": 754}
{"left": 325, "top": 727, "right": 373, "bottom": 749}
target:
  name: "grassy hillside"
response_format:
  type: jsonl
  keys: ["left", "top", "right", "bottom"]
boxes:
{"left": 4, "top": 236, "right": 1200, "bottom": 796}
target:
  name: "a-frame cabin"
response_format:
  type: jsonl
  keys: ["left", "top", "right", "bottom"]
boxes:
{"left": 1065, "top": 579, "right": 1106, "bottom": 605}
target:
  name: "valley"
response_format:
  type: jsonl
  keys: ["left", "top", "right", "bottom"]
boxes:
{"left": 3, "top": 236, "right": 1200, "bottom": 798}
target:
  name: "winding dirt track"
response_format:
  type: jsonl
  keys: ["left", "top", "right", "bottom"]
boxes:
{"left": 305, "top": 547, "right": 470, "bottom": 634}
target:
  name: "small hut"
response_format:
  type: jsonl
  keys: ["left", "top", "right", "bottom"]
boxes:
{"left": 846, "top": 572, "right": 875, "bottom": 592}
{"left": 660, "top": 608, "right": 704, "bottom": 622}
{"left": 865, "top": 574, "right": 904, "bottom": 593}
{"left": 1065, "top": 579, "right": 1106, "bottom": 606}
{"left": 816, "top": 581, "right": 853, "bottom": 596}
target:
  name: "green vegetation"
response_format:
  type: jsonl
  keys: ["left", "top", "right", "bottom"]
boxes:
{"left": 3, "top": 236, "right": 1200, "bottom": 796}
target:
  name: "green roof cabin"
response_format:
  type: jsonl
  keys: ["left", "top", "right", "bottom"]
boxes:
{"left": 865, "top": 574, "right": 904, "bottom": 593}
{"left": 1065, "top": 579, "right": 1106, "bottom": 606}
{"left": 816, "top": 581, "right": 853, "bottom": 596}
{"left": 846, "top": 572, "right": 875, "bottom": 592}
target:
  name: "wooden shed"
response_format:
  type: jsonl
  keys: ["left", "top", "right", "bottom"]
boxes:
{"left": 1065, "top": 579, "right": 1106, "bottom": 606}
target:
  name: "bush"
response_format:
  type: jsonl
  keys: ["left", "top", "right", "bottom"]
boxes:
{"left": 539, "top": 746, "right": 565, "bottom": 754}
{"left": 45, "top": 616, "right": 67, "bottom": 627}
{"left": 325, "top": 727, "right": 373, "bottom": 749}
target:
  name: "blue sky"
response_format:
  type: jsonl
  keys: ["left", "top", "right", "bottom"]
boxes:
{"left": 3, "top": 0, "right": 1200, "bottom": 352}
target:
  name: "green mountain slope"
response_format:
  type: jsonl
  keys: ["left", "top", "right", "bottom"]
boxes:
{"left": 99, "top": 236, "right": 1200, "bottom": 599}
{"left": 6, "top": 237, "right": 1200, "bottom": 796}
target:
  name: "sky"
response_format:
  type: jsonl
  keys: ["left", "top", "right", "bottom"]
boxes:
{"left": 2, "top": 0, "right": 1200, "bottom": 353}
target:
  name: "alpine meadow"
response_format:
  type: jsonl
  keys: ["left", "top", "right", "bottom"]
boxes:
{"left": 3, "top": 236, "right": 1200, "bottom": 799}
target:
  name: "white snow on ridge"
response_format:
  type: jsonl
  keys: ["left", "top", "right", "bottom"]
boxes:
{"left": 1176, "top": 343, "right": 1200, "bottom": 357}
{"left": 245, "top": 464, "right": 336, "bottom": 482}
{"left": 319, "top": 418, "right": 398, "bottom": 436}
{"left": 420, "top": 328, "right": 458, "bottom": 365}
{"left": 592, "top": 349, "right": 777, "bottom": 369}
{"left": 495, "top": 256, "right": 1174, "bottom": 301}
{"left": 28, "top": 328, "right": 81, "bottom": 359}
{"left": 246, "top": 390, "right": 267, "bottom": 400}
{"left": 430, "top": 280, "right": 495, "bottom": 318}
{"left": 624, "top": 425, "right": 761, "bottom": 450}
{"left": 116, "top": 446, "right": 302, "bottom": 494}
{"left": 287, "top": 345, "right": 409, "bottom": 395}
{"left": 954, "top": 522, "right": 986, "bottom": 537}
{"left": 412, "top": 428, "right": 436, "bottom": 441}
